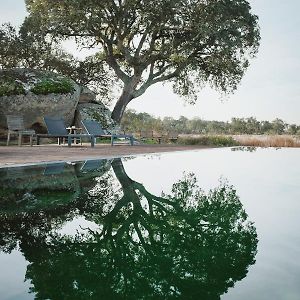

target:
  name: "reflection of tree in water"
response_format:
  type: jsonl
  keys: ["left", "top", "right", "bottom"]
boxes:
{"left": 231, "top": 146, "right": 257, "bottom": 152}
{"left": 0, "top": 158, "right": 257, "bottom": 300}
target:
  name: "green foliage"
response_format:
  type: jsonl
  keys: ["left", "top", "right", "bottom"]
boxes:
{"left": 24, "top": 0, "right": 260, "bottom": 122}
{"left": 178, "top": 135, "right": 239, "bottom": 147}
{"left": 122, "top": 109, "right": 163, "bottom": 133}
{"left": 122, "top": 109, "right": 300, "bottom": 136}
{"left": 0, "top": 76, "right": 25, "bottom": 96}
{"left": 88, "top": 110, "right": 111, "bottom": 129}
{"left": 141, "top": 138, "right": 159, "bottom": 145}
{"left": 31, "top": 78, "right": 74, "bottom": 95}
{"left": 0, "top": 69, "right": 77, "bottom": 97}
{"left": 95, "top": 137, "right": 111, "bottom": 144}
{"left": 0, "top": 23, "right": 115, "bottom": 103}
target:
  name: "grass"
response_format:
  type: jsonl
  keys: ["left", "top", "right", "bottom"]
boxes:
{"left": 233, "top": 135, "right": 300, "bottom": 148}
{"left": 95, "top": 137, "right": 111, "bottom": 144}
{"left": 178, "top": 134, "right": 300, "bottom": 148}
{"left": 178, "top": 135, "right": 239, "bottom": 147}
{"left": 140, "top": 138, "right": 160, "bottom": 144}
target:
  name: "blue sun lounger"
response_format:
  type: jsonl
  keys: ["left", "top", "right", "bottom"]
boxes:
{"left": 37, "top": 117, "right": 95, "bottom": 147}
{"left": 81, "top": 119, "right": 134, "bottom": 146}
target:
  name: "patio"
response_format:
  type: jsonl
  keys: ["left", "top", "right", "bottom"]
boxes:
{"left": 0, "top": 144, "right": 209, "bottom": 167}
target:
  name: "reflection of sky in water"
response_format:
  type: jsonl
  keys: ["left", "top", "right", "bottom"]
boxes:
{"left": 57, "top": 216, "right": 101, "bottom": 236}
{"left": 124, "top": 148, "right": 300, "bottom": 300}
{"left": 0, "top": 251, "right": 32, "bottom": 300}
{"left": 0, "top": 147, "right": 299, "bottom": 299}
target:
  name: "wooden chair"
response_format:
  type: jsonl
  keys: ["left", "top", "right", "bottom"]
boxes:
{"left": 164, "top": 132, "right": 179, "bottom": 143}
{"left": 139, "top": 130, "right": 162, "bottom": 144}
{"left": 6, "top": 115, "right": 35, "bottom": 146}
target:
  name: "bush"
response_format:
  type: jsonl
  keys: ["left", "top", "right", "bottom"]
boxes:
{"left": 0, "top": 78, "right": 25, "bottom": 96}
{"left": 141, "top": 138, "right": 159, "bottom": 144}
{"left": 31, "top": 78, "right": 74, "bottom": 95}
{"left": 178, "top": 135, "right": 239, "bottom": 147}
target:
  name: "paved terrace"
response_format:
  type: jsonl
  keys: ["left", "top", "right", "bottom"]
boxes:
{"left": 0, "top": 144, "right": 210, "bottom": 167}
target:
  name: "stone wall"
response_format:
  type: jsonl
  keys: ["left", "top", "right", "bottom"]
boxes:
{"left": 0, "top": 87, "right": 81, "bottom": 132}
{"left": 75, "top": 103, "right": 114, "bottom": 131}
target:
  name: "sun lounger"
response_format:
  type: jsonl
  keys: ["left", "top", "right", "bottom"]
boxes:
{"left": 36, "top": 117, "right": 95, "bottom": 147}
{"left": 81, "top": 119, "right": 134, "bottom": 146}
{"left": 43, "top": 162, "right": 66, "bottom": 175}
{"left": 80, "top": 159, "right": 107, "bottom": 172}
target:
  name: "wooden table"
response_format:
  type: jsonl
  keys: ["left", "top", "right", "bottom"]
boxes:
{"left": 66, "top": 126, "right": 83, "bottom": 144}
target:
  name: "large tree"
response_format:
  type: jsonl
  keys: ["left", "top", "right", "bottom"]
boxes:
{"left": 24, "top": 0, "right": 260, "bottom": 123}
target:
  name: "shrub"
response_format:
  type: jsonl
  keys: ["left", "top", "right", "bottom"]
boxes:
{"left": 0, "top": 78, "right": 25, "bottom": 96}
{"left": 142, "top": 138, "right": 159, "bottom": 144}
{"left": 31, "top": 78, "right": 74, "bottom": 95}
{"left": 178, "top": 135, "right": 239, "bottom": 147}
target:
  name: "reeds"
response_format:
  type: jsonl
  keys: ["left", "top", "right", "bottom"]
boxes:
{"left": 178, "top": 134, "right": 300, "bottom": 148}
{"left": 233, "top": 135, "right": 300, "bottom": 148}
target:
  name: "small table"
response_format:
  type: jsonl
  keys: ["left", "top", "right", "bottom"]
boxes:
{"left": 66, "top": 126, "right": 83, "bottom": 144}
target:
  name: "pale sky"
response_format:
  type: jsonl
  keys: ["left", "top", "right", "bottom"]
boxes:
{"left": 1, "top": 0, "right": 299, "bottom": 123}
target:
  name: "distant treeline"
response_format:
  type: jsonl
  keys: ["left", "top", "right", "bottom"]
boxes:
{"left": 121, "top": 109, "right": 300, "bottom": 135}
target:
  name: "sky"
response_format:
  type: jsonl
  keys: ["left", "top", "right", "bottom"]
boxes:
{"left": 0, "top": 0, "right": 299, "bottom": 123}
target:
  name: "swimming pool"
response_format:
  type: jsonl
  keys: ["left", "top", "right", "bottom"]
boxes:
{"left": 0, "top": 147, "right": 299, "bottom": 299}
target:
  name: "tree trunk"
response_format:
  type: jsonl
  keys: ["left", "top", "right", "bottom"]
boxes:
{"left": 111, "top": 76, "right": 141, "bottom": 124}
{"left": 111, "top": 158, "right": 134, "bottom": 189}
{"left": 111, "top": 92, "right": 133, "bottom": 124}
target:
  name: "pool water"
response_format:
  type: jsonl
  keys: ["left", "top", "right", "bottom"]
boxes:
{"left": 0, "top": 147, "right": 299, "bottom": 300}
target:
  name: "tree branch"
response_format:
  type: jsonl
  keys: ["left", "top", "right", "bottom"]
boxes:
{"left": 105, "top": 41, "right": 130, "bottom": 83}
{"left": 134, "top": 25, "right": 152, "bottom": 59}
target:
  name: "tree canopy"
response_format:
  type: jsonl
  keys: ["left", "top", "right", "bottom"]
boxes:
{"left": 121, "top": 110, "right": 300, "bottom": 135}
{"left": 23, "top": 0, "right": 260, "bottom": 123}
{"left": 0, "top": 22, "right": 115, "bottom": 103}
